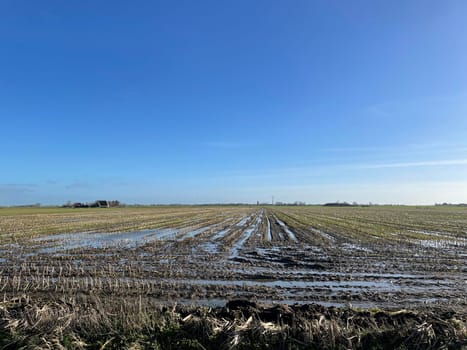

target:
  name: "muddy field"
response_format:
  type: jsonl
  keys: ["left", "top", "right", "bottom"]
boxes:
{"left": 0, "top": 205, "right": 466, "bottom": 310}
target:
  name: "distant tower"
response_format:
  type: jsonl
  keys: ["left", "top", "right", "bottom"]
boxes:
{"left": 272, "top": 196, "right": 274, "bottom": 205}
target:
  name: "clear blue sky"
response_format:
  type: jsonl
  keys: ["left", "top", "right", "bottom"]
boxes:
{"left": 1, "top": 0, "right": 467, "bottom": 205}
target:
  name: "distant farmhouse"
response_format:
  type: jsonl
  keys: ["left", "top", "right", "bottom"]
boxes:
{"left": 95, "top": 200, "right": 110, "bottom": 208}
{"left": 324, "top": 202, "right": 352, "bottom": 207}
{"left": 67, "top": 200, "right": 119, "bottom": 208}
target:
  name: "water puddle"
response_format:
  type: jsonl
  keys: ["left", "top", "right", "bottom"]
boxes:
{"left": 255, "top": 247, "right": 282, "bottom": 255}
{"left": 230, "top": 212, "right": 263, "bottom": 259}
{"left": 410, "top": 230, "right": 457, "bottom": 238}
{"left": 413, "top": 238, "right": 467, "bottom": 249}
{"left": 341, "top": 243, "right": 372, "bottom": 253}
{"left": 266, "top": 217, "right": 272, "bottom": 241}
{"left": 276, "top": 219, "right": 298, "bottom": 242}
{"left": 236, "top": 215, "right": 253, "bottom": 227}
{"left": 309, "top": 228, "right": 336, "bottom": 242}
{"left": 211, "top": 228, "right": 232, "bottom": 241}
{"left": 200, "top": 242, "right": 220, "bottom": 254}
{"left": 34, "top": 228, "right": 179, "bottom": 252}
{"left": 180, "top": 224, "right": 217, "bottom": 239}
{"left": 232, "top": 266, "right": 425, "bottom": 279}
{"left": 163, "top": 278, "right": 400, "bottom": 291}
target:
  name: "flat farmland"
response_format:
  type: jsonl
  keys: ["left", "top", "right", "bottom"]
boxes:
{"left": 1, "top": 205, "right": 466, "bottom": 309}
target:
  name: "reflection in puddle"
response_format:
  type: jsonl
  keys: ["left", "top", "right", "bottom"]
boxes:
{"left": 159, "top": 278, "right": 400, "bottom": 291}
{"left": 34, "top": 229, "right": 179, "bottom": 252}
{"left": 341, "top": 243, "right": 372, "bottom": 253}
{"left": 276, "top": 219, "right": 298, "bottom": 242}
{"left": 181, "top": 224, "right": 217, "bottom": 239}
{"left": 230, "top": 211, "right": 263, "bottom": 259}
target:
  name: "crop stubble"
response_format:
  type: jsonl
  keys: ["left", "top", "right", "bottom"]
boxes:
{"left": 0, "top": 205, "right": 465, "bottom": 310}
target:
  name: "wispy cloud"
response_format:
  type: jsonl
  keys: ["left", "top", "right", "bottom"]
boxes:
{"left": 45, "top": 179, "right": 59, "bottom": 185}
{"left": 366, "top": 90, "right": 467, "bottom": 120}
{"left": 65, "top": 181, "right": 92, "bottom": 190}
{"left": 322, "top": 142, "right": 467, "bottom": 154}
{"left": 0, "top": 183, "right": 37, "bottom": 194}
{"left": 359, "top": 159, "right": 467, "bottom": 169}
{"left": 367, "top": 104, "right": 392, "bottom": 118}
{"left": 321, "top": 146, "right": 392, "bottom": 152}
{"left": 0, "top": 184, "right": 38, "bottom": 205}
{"left": 204, "top": 141, "right": 247, "bottom": 149}
{"left": 205, "top": 157, "right": 467, "bottom": 184}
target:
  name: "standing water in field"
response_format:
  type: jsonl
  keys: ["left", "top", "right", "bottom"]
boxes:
{"left": 266, "top": 217, "right": 272, "bottom": 241}
{"left": 5, "top": 206, "right": 466, "bottom": 309}
{"left": 230, "top": 211, "right": 263, "bottom": 259}
{"left": 34, "top": 228, "right": 180, "bottom": 252}
{"left": 275, "top": 218, "right": 298, "bottom": 242}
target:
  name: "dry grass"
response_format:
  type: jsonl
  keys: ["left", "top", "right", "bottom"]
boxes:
{"left": 0, "top": 295, "right": 465, "bottom": 349}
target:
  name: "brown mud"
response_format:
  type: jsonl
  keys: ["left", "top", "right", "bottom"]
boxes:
{"left": 1, "top": 209, "right": 466, "bottom": 310}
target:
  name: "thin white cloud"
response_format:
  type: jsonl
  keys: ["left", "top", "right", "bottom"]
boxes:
{"left": 360, "top": 159, "right": 467, "bottom": 169}
{"left": 366, "top": 90, "right": 467, "bottom": 120}
{"left": 321, "top": 146, "right": 392, "bottom": 152}
{"left": 0, "top": 184, "right": 37, "bottom": 193}
{"left": 367, "top": 104, "right": 392, "bottom": 118}
{"left": 204, "top": 141, "right": 247, "bottom": 149}
{"left": 65, "top": 181, "right": 92, "bottom": 190}
{"left": 209, "top": 157, "right": 467, "bottom": 182}
{"left": 322, "top": 142, "right": 467, "bottom": 153}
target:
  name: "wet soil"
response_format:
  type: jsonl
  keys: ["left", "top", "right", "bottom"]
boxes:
{"left": 1, "top": 208, "right": 466, "bottom": 310}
